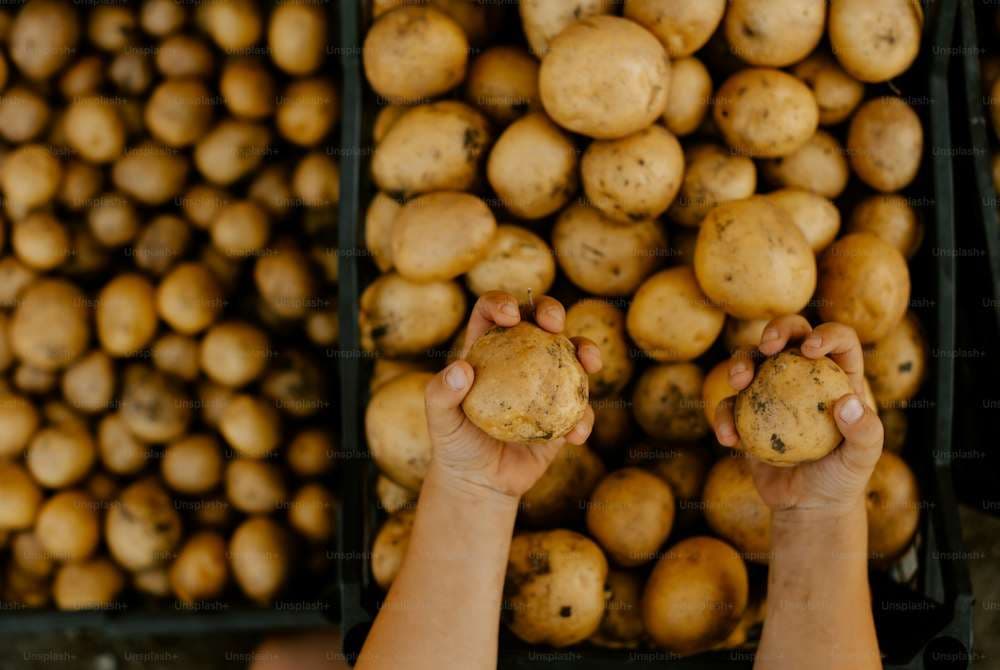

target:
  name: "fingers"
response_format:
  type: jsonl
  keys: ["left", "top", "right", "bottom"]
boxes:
{"left": 801, "top": 322, "right": 866, "bottom": 396}
{"left": 462, "top": 292, "right": 521, "bottom": 357}
{"left": 833, "top": 393, "right": 884, "bottom": 476}
{"left": 758, "top": 314, "right": 813, "bottom": 355}
{"left": 531, "top": 295, "right": 565, "bottom": 333}
{"left": 727, "top": 347, "right": 757, "bottom": 392}
{"left": 570, "top": 336, "right": 602, "bottom": 374}
{"left": 713, "top": 396, "right": 740, "bottom": 448}
{"left": 565, "top": 404, "right": 595, "bottom": 445}
{"left": 424, "top": 360, "right": 475, "bottom": 442}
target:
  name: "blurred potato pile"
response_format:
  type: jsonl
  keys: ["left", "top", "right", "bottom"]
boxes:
{"left": 361, "top": 0, "right": 929, "bottom": 654}
{"left": 0, "top": 0, "right": 341, "bottom": 610}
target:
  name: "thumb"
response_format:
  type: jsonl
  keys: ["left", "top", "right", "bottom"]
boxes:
{"left": 833, "top": 393, "right": 884, "bottom": 476}
{"left": 424, "top": 360, "right": 474, "bottom": 442}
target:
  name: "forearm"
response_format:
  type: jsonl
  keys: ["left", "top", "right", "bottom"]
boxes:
{"left": 755, "top": 503, "right": 880, "bottom": 670}
{"left": 356, "top": 464, "right": 519, "bottom": 670}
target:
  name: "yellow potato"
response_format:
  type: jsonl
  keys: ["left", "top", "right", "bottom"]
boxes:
{"left": 702, "top": 359, "right": 734, "bottom": 426}
{"left": 723, "top": 0, "right": 825, "bottom": 67}
{"left": 54, "top": 558, "right": 124, "bottom": 611}
{"left": 156, "top": 262, "right": 224, "bottom": 335}
{"left": 11, "top": 279, "right": 90, "bottom": 371}
{"left": 372, "top": 508, "right": 414, "bottom": 590}
{"left": 287, "top": 483, "right": 336, "bottom": 542}
{"left": 847, "top": 194, "right": 923, "bottom": 259}
{"left": 0, "top": 461, "right": 42, "bottom": 530}
{"left": 2, "top": 144, "right": 62, "bottom": 212}
{"left": 105, "top": 480, "right": 182, "bottom": 571}
{"left": 760, "top": 130, "right": 850, "bottom": 199}
{"left": 464, "top": 46, "right": 541, "bottom": 124}
{"left": 61, "top": 350, "right": 114, "bottom": 414}
{"left": 519, "top": 0, "right": 615, "bottom": 56}
{"left": 466, "top": 225, "right": 555, "bottom": 304}
{"left": 366, "top": 371, "right": 434, "bottom": 491}
{"left": 12, "top": 212, "right": 70, "bottom": 271}
{"left": 112, "top": 141, "right": 189, "bottom": 205}
{"left": 632, "top": 362, "right": 709, "bottom": 441}
{"left": 162, "top": 434, "right": 224, "bottom": 495}
{"left": 286, "top": 428, "right": 335, "bottom": 478}
{"left": 866, "top": 451, "right": 920, "bottom": 563}
{"left": 267, "top": 1, "right": 326, "bottom": 75}
{"left": 36, "top": 490, "right": 100, "bottom": 561}
{"left": 199, "top": 0, "right": 261, "bottom": 53}
{"left": 364, "top": 192, "right": 399, "bottom": 272}
{"left": 703, "top": 456, "right": 771, "bottom": 562}
{"left": 200, "top": 321, "right": 270, "bottom": 388}
{"left": 565, "top": 299, "right": 633, "bottom": 398}
{"left": 97, "top": 412, "right": 148, "bottom": 475}
{"left": 145, "top": 79, "right": 213, "bottom": 147}
{"left": 829, "top": 0, "right": 922, "bottom": 83}
{"left": 0, "top": 393, "right": 39, "bottom": 459}
{"left": 863, "top": 313, "right": 927, "bottom": 409}
{"left": 97, "top": 273, "right": 158, "bottom": 357}
{"left": 792, "top": 52, "right": 866, "bottom": 126}
{"left": 65, "top": 96, "right": 126, "bottom": 162}
{"left": 169, "top": 531, "right": 228, "bottom": 604}
{"left": 220, "top": 58, "right": 276, "bottom": 120}
{"left": 194, "top": 120, "right": 271, "bottom": 186}
{"left": 229, "top": 516, "right": 289, "bottom": 603}
{"left": 225, "top": 458, "right": 287, "bottom": 514}
{"left": 521, "top": 441, "right": 605, "bottom": 527}
{"left": 218, "top": 394, "right": 281, "bottom": 458}
{"left": 847, "top": 97, "right": 923, "bottom": 193}
{"left": 586, "top": 468, "right": 675, "bottom": 567}
{"left": 360, "top": 273, "right": 466, "bottom": 356}
{"left": 667, "top": 144, "right": 757, "bottom": 228}
{"left": 120, "top": 364, "right": 192, "bottom": 443}
{"left": 10, "top": 0, "right": 80, "bottom": 80}
{"left": 275, "top": 77, "right": 339, "bottom": 147}
{"left": 764, "top": 188, "right": 841, "bottom": 253}
{"left": 592, "top": 570, "right": 645, "bottom": 648}
{"left": 663, "top": 56, "right": 712, "bottom": 136}
{"left": 376, "top": 475, "right": 417, "bottom": 515}
{"left": 624, "top": 0, "right": 726, "bottom": 58}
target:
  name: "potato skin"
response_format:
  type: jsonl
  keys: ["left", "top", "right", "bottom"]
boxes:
{"left": 792, "top": 52, "right": 865, "bottom": 126}
{"left": 581, "top": 125, "right": 684, "bottom": 224}
{"left": 11, "top": 279, "right": 90, "bottom": 371}
{"left": 592, "top": 570, "right": 645, "bottom": 648}
{"left": 847, "top": 194, "right": 923, "bottom": 259}
{"left": 624, "top": 0, "right": 725, "bottom": 58}
{"left": 723, "top": 0, "right": 825, "bottom": 67}
{"left": 35, "top": 490, "right": 100, "bottom": 563}
{"left": 105, "top": 480, "right": 182, "bottom": 571}
{"left": 363, "top": 6, "right": 468, "bottom": 104}
{"left": 565, "top": 300, "right": 632, "bottom": 398}
{"left": 365, "top": 371, "right": 434, "bottom": 491}
{"left": 866, "top": 451, "right": 920, "bottom": 563}
{"left": 365, "top": 192, "right": 401, "bottom": 272}
{"left": 466, "top": 225, "right": 555, "bottom": 304}
{"left": 667, "top": 144, "right": 757, "bottom": 228}
{"left": 372, "top": 508, "right": 415, "bottom": 590}
{"left": 632, "top": 363, "right": 709, "bottom": 441}
{"left": 828, "top": 0, "right": 923, "bottom": 83}
{"left": 97, "top": 274, "right": 157, "bottom": 357}
{"left": 713, "top": 68, "right": 818, "bottom": 158}
{"left": 863, "top": 313, "right": 926, "bottom": 409}
{"left": 229, "top": 516, "right": 289, "bottom": 603}
{"left": 464, "top": 46, "right": 541, "bottom": 125}
{"left": 847, "top": 97, "right": 923, "bottom": 193}
{"left": 735, "top": 349, "right": 853, "bottom": 466}
{"left": 663, "top": 57, "right": 712, "bottom": 136}
{"left": 391, "top": 192, "right": 496, "bottom": 282}
{"left": 586, "top": 468, "right": 675, "bottom": 567}
{"left": 817, "top": 233, "right": 911, "bottom": 344}
{"left": 552, "top": 203, "right": 666, "bottom": 297}
{"left": 520, "top": 441, "right": 605, "bottom": 527}
{"left": 703, "top": 456, "right": 771, "bottom": 563}
{"left": 360, "top": 273, "right": 466, "bottom": 356}
{"left": 463, "top": 323, "right": 588, "bottom": 444}
{"left": 642, "top": 536, "right": 748, "bottom": 654}
{"left": 54, "top": 558, "right": 124, "bottom": 611}
{"left": 519, "top": 0, "right": 615, "bottom": 56}
{"left": 0, "top": 393, "right": 39, "bottom": 459}
{"left": 764, "top": 188, "right": 841, "bottom": 254}
{"left": 169, "top": 531, "right": 228, "bottom": 604}
{"left": 503, "top": 530, "right": 608, "bottom": 647}
{"left": 539, "top": 16, "right": 670, "bottom": 139}
{"left": 627, "top": 266, "right": 724, "bottom": 362}
{"left": 488, "top": 112, "right": 577, "bottom": 219}
{"left": 0, "top": 462, "right": 42, "bottom": 530}
{"left": 694, "top": 196, "right": 816, "bottom": 320}
{"left": 761, "top": 130, "right": 850, "bottom": 200}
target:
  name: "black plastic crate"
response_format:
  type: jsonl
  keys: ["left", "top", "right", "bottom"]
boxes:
{"left": 336, "top": 0, "right": 973, "bottom": 666}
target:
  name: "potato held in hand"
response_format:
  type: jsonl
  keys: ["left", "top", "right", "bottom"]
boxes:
{"left": 735, "top": 350, "right": 853, "bottom": 466}
{"left": 463, "top": 323, "right": 588, "bottom": 444}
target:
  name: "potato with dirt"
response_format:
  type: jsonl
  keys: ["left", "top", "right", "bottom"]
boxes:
{"left": 466, "top": 225, "right": 555, "bottom": 304}
{"left": 828, "top": 0, "right": 923, "bottom": 83}
{"left": 365, "top": 371, "right": 434, "bottom": 491}
{"left": 360, "top": 273, "right": 466, "bottom": 356}
{"left": 11, "top": 279, "right": 90, "bottom": 371}
{"left": 760, "top": 130, "right": 850, "bottom": 200}
{"left": 520, "top": 440, "right": 605, "bottom": 527}
{"left": 703, "top": 456, "right": 771, "bottom": 562}
{"left": 105, "top": 479, "right": 182, "bottom": 571}
{"left": 723, "top": 0, "right": 825, "bottom": 67}
{"left": 632, "top": 362, "right": 709, "bottom": 442}
{"left": 464, "top": 46, "right": 541, "bottom": 125}
{"left": 564, "top": 300, "right": 633, "bottom": 399}
{"left": 586, "top": 468, "right": 675, "bottom": 567}
{"left": 847, "top": 97, "right": 923, "bottom": 193}
{"left": 667, "top": 144, "right": 757, "bottom": 228}
{"left": 863, "top": 313, "right": 927, "bottom": 409}
{"left": 624, "top": 0, "right": 725, "bottom": 58}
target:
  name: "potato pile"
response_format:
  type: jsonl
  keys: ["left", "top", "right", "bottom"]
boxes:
{"left": 359, "top": 0, "right": 929, "bottom": 654}
{"left": 0, "top": 0, "right": 341, "bottom": 611}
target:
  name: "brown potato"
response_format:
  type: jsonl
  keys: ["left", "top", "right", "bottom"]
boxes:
{"left": 169, "top": 531, "right": 228, "bottom": 604}
{"left": 565, "top": 300, "right": 633, "bottom": 398}
{"left": 110, "top": 51, "right": 154, "bottom": 94}
{"left": 828, "top": 0, "right": 922, "bottom": 83}
{"left": 97, "top": 412, "right": 148, "bottom": 475}
{"left": 12, "top": 212, "right": 69, "bottom": 271}
{"left": 466, "top": 225, "right": 555, "bottom": 304}
{"left": 592, "top": 570, "right": 645, "bottom": 648}
{"left": 145, "top": 79, "right": 213, "bottom": 147}
{"left": 632, "top": 362, "right": 709, "bottom": 441}
{"left": 663, "top": 56, "right": 712, "bottom": 136}
{"left": 817, "top": 233, "right": 911, "bottom": 343}
{"left": 376, "top": 475, "right": 417, "bottom": 515}
{"left": 225, "top": 458, "right": 287, "bottom": 514}
{"left": 761, "top": 130, "right": 850, "bottom": 199}
{"left": 229, "top": 516, "right": 289, "bottom": 603}
{"left": 200, "top": 0, "right": 261, "bottom": 53}
{"left": 288, "top": 483, "right": 336, "bottom": 542}
{"left": 2, "top": 144, "right": 62, "bottom": 212}
{"left": 360, "top": 273, "right": 465, "bottom": 356}
{"left": 847, "top": 195, "right": 923, "bottom": 259}
{"left": 211, "top": 200, "right": 271, "bottom": 258}
{"left": 586, "top": 468, "right": 675, "bottom": 567}
{"left": 26, "top": 424, "right": 95, "bottom": 488}
{"left": 36, "top": 490, "right": 100, "bottom": 561}
{"left": 723, "top": 0, "right": 825, "bottom": 67}
{"left": 194, "top": 120, "right": 271, "bottom": 185}
{"left": 96, "top": 273, "right": 157, "bottom": 357}
{"left": 764, "top": 188, "right": 841, "bottom": 254}
{"left": 735, "top": 349, "right": 853, "bottom": 465}
{"left": 866, "top": 451, "right": 920, "bottom": 563}
{"left": 11, "top": 531, "right": 54, "bottom": 579}
{"left": 267, "top": 1, "right": 326, "bottom": 75}
{"left": 112, "top": 141, "right": 189, "bottom": 205}
{"left": 58, "top": 160, "right": 104, "bottom": 211}
{"left": 519, "top": 0, "right": 615, "bottom": 56}
{"left": 0, "top": 87, "right": 51, "bottom": 143}
{"left": 627, "top": 266, "right": 725, "bottom": 362}
{"left": 642, "top": 536, "right": 748, "bottom": 653}
{"left": 261, "top": 350, "right": 324, "bottom": 418}
{"left": 286, "top": 428, "right": 335, "bottom": 478}
{"left": 521, "top": 441, "right": 605, "bottom": 527}
{"left": 218, "top": 394, "right": 281, "bottom": 459}
{"left": 87, "top": 192, "right": 138, "bottom": 247}
{"left": 65, "top": 96, "right": 126, "bottom": 163}
{"left": 105, "top": 479, "right": 182, "bottom": 571}
{"left": 120, "top": 364, "right": 192, "bottom": 442}
{"left": 156, "top": 34, "right": 213, "bottom": 78}
{"left": 61, "top": 350, "right": 114, "bottom": 414}
{"left": 156, "top": 262, "right": 224, "bottom": 335}
{"left": 54, "top": 558, "right": 124, "bottom": 611}
{"left": 133, "top": 214, "right": 190, "bottom": 276}
{"left": 200, "top": 321, "right": 270, "bottom": 388}
{"left": 366, "top": 371, "right": 433, "bottom": 491}
{"left": 848, "top": 97, "right": 923, "bottom": 193}
{"left": 463, "top": 323, "right": 589, "bottom": 444}
{"left": 140, "top": 0, "right": 185, "bottom": 36}
{"left": 59, "top": 55, "right": 104, "bottom": 99}
{"left": 703, "top": 456, "right": 771, "bottom": 562}
{"left": 863, "top": 313, "right": 927, "bottom": 409}
{"left": 276, "top": 77, "right": 339, "bottom": 147}
{"left": 13, "top": 364, "right": 56, "bottom": 395}
{"left": 162, "top": 434, "right": 223, "bottom": 495}
{"left": 881, "top": 408, "right": 908, "bottom": 454}
{"left": 465, "top": 46, "right": 541, "bottom": 124}
{"left": 0, "top": 392, "right": 39, "bottom": 459}
{"left": 667, "top": 144, "right": 756, "bottom": 227}
{"left": 291, "top": 152, "right": 339, "bottom": 207}
{"left": 87, "top": 5, "right": 135, "bottom": 52}
{"left": 694, "top": 196, "right": 816, "bottom": 319}
{"left": 642, "top": 442, "right": 712, "bottom": 511}
{"left": 0, "top": 461, "right": 42, "bottom": 529}
{"left": 792, "top": 52, "right": 865, "bottom": 126}
{"left": 10, "top": 0, "right": 80, "bottom": 80}
{"left": 623, "top": 0, "right": 725, "bottom": 58}
{"left": 540, "top": 16, "right": 669, "bottom": 139}
{"left": 219, "top": 57, "right": 276, "bottom": 119}
{"left": 553, "top": 203, "right": 667, "bottom": 297}
{"left": 151, "top": 333, "right": 200, "bottom": 381}
{"left": 372, "top": 508, "right": 414, "bottom": 590}
{"left": 11, "top": 279, "right": 89, "bottom": 371}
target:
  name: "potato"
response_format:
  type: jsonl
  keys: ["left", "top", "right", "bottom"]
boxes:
{"left": 58, "top": 160, "right": 104, "bottom": 211}
{"left": 54, "top": 558, "right": 124, "bottom": 611}
{"left": 564, "top": 300, "right": 632, "bottom": 398}
{"left": 465, "top": 46, "right": 540, "bottom": 125}
{"left": 0, "top": 393, "right": 39, "bottom": 458}
{"left": 591, "top": 570, "right": 645, "bottom": 649}
{"left": 287, "top": 428, "right": 335, "bottom": 478}
{"left": 200, "top": 321, "right": 269, "bottom": 388}
{"left": 372, "top": 508, "right": 414, "bottom": 590}
{"left": 540, "top": 16, "right": 669, "bottom": 140}
{"left": 267, "top": 1, "right": 326, "bottom": 76}
{"left": 847, "top": 194, "right": 923, "bottom": 259}
{"left": 847, "top": 97, "right": 923, "bottom": 193}
{"left": 2, "top": 144, "right": 62, "bottom": 211}
{"left": 156, "top": 34, "right": 213, "bottom": 78}
{"left": 627, "top": 266, "right": 724, "bottom": 362}
{"left": 218, "top": 394, "right": 281, "bottom": 459}
{"left": 391, "top": 192, "right": 496, "bottom": 282}
{"left": 211, "top": 200, "right": 270, "bottom": 258}
{"left": 156, "top": 262, "right": 224, "bottom": 335}
{"left": 642, "top": 536, "right": 748, "bottom": 653}
{"left": 194, "top": 120, "right": 271, "bottom": 185}
{"left": 133, "top": 214, "right": 190, "bottom": 276}
{"left": 276, "top": 77, "right": 339, "bottom": 147}
{"left": 36, "top": 490, "right": 99, "bottom": 561}
{"left": 10, "top": 0, "right": 80, "bottom": 80}
{"left": 112, "top": 141, "right": 189, "bottom": 205}
{"left": 65, "top": 96, "right": 126, "bottom": 163}
{"left": 363, "top": 6, "right": 467, "bottom": 104}
{"left": 702, "top": 359, "right": 734, "bottom": 427}
{"left": 145, "top": 79, "right": 213, "bottom": 148}
{"left": 12, "top": 212, "right": 69, "bottom": 271}
{"left": 87, "top": 192, "right": 138, "bottom": 247}
{"left": 829, "top": 0, "right": 922, "bottom": 83}
{"left": 0, "top": 462, "right": 42, "bottom": 529}
{"left": 881, "top": 408, "right": 908, "bottom": 454}
{"left": 26, "top": 424, "right": 95, "bottom": 488}
{"left": 521, "top": 441, "right": 605, "bottom": 527}
{"left": 643, "top": 443, "right": 712, "bottom": 516}
{"left": 141, "top": 0, "right": 185, "bottom": 36}
{"left": 714, "top": 68, "right": 818, "bottom": 158}
{"left": 724, "top": 0, "right": 825, "bottom": 67}
{"left": 817, "top": 233, "right": 911, "bottom": 343}
{"left": 694, "top": 196, "right": 816, "bottom": 320}
{"left": 225, "top": 458, "right": 287, "bottom": 514}
{"left": 465, "top": 225, "right": 554, "bottom": 304}
{"left": 376, "top": 475, "right": 417, "bottom": 514}
{"left": 792, "top": 52, "right": 865, "bottom": 126}
{"left": 765, "top": 188, "right": 841, "bottom": 254}
{"left": 360, "top": 273, "right": 465, "bottom": 356}
{"left": 624, "top": 0, "right": 724, "bottom": 58}
{"left": 586, "top": 468, "right": 674, "bottom": 567}
{"left": 663, "top": 57, "right": 711, "bottom": 136}
{"left": 581, "top": 125, "right": 683, "bottom": 224}
{"left": 42, "top": 400, "right": 87, "bottom": 433}
{"left": 161, "top": 434, "right": 223, "bottom": 495}
{"left": 87, "top": 4, "right": 135, "bottom": 51}
{"left": 61, "top": 350, "right": 114, "bottom": 414}
{"left": 553, "top": 203, "right": 666, "bottom": 296}
{"left": 229, "top": 516, "right": 289, "bottom": 603}
{"left": 193, "top": 497, "right": 232, "bottom": 529}
{"left": 866, "top": 451, "right": 920, "bottom": 563}
{"left": 200, "top": 0, "right": 260, "bottom": 53}
{"left": 261, "top": 350, "right": 325, "bottom": 418}
{"left": 13, "top": 364, "right": 55, "bottom": 395}
{"left": 218, "top": 58, "right": 276, "bottom": 120}
{"left": 120, "top": 364, "right": 192, "bottom": 442}
{"left": 667, "top": 144, "right": 756, "bottom": 227}
{"left": 96, "top": 412, "right": 147, "bottom": 475}
{"left": 464, "top": 323, "right": 589, "bottom": 444}
{"left": 372, "top": 101, "right": 491, "bottom": 197}
{"left": 863, "top": 313, "right": 926, "bottom": 409}
{"left": 150, "top": 333, "right": 199, "bottom": 381}
{"left": 105, "top": 479, "right": 182, "bottom": 571}
{"left": 760, "top": 130, "right": 850, "bottom": 199}
{"left": 11, "top": 279, "right": 89, "bottom": 371}
{"left": 0, "top": 87, "right": 50, "bottom": 143}
{"left": 110, "top": 51, "right": 154, "bottom": 94}
{"left": 96, "top": 273, "right": 157, "bottom": 357}
{"left": 735, "top": 349, "right": 853, "bottom": 465}
{"left": 291, "top": 153, "right": 339, "bottom": 208}
{"left": 11, "top": 531, "right": 54, "bottom": 578}
{"left": 169, "top": 531, "right": 228, "bottom": 604}
{"left": 487, "top": 113, "right": 577, "bottom": 219}
{"left": 632, "top": 362, "right": 709, "bottom": 441}
{"left": 519, "top": 0, "right": 615, "bottom": 56}
{"left": 59, "top": 54, "right": 103, "bottom": 98}
{"left": 703, "top": 456, "right": 771, "bottom": 562}
{"left": 288, "top": 483, "right": 335, "bottom": 542}
{"left": 365, "top": 371, "right": 433, "bottom": 491}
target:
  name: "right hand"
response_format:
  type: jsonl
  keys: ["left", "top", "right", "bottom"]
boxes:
{"left": 423, "top": 292, "right": 602, "bottom": 501}
{"left": 711, "top": 315, "right": 884, "bottom": 521}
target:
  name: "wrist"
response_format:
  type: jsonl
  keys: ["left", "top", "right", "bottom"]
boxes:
{"left": 772, "top": 496, "right": 867, "bottom": 529}
{"left": 424, "top": 462, "right": 522, "bottom": 514}
{"left": 771, "top": 499, "right": 868, "bottom": 563}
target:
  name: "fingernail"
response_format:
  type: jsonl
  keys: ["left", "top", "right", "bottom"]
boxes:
{"left": 544, "top": 305, "right": 563, "bottom": 320}
{"left": 501, "top": 303, "right": 519, "bottom": 318}
{"left": 803, "top": 335, "right": 821, "bottom": 349}
{"left": 445, "top": 364, "right": 467, "bottom": 391}
{"left": 761, "top": 328, "right": 778, "bottom": 343}
{"left": 839, "top": 396, "right": 864, "bottom": 424}
{"left": 730, "top": 362, "right": 746, "bottom": 377}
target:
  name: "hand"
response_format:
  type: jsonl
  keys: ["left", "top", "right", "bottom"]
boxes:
{"left": 711, "top": 315, "right": 884, "bottom": 521}
{"left": 424, "top": 292, "right": 602, "bottom": 501}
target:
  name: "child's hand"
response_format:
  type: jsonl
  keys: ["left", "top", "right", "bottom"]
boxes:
{"left": 424, "top": 292, "right": 602, "bottom": 501}
{"left": 711, "top": 315, "right": 884, "bottom": 521}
